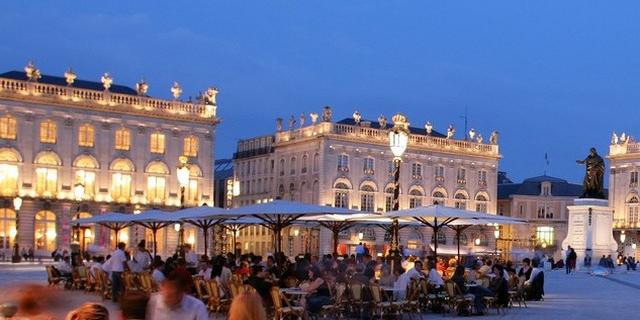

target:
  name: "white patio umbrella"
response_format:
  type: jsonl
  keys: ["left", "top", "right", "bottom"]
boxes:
{"left": 384, "top": 204, "right": 523, "bottom": 259}
{"left": 228, "top": 200, "right": 358, "bottom": 254}
{"left": 219, "top": 217, "right": 266, "bottom": 255}
{"left": 129, "top": 210, "right": 176, "bottom": 257}
{"left": 446, "top": 216, "right": 526, "bottom": 262}
{"left": 297, "top": 213, "right": 375, "bottom": 256}
{"left": 75, "top": 212, "right": 133, "bottom": 249}
{"left": 174, "top": 205, "right": 240, "bottom": 256}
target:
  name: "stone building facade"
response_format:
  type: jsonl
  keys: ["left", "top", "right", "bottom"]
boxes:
{"left": 232, "top": 108, "right": 502, "bottom": 258}
{"left": 498, "top": 175, "right": 582, "bottom": 260}
{"left": 608, "top": 135, "right": 640, "bottom": 258}
{"left": 0, "top": 63, "right": 219, "bottom": 258}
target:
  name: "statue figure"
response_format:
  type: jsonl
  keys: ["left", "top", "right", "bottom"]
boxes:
{"left": 476, "top": 133, "right": 483, "bottom": 144}
{"left": 310, "top": 112, "right": 319, "bottom": 124}
{"left": 136, "top": 79, "right": 149, "bottom": 96}
{"left": 447, "top": 124, "right": 455, "bottom": 139}
{"left": 171, "top": 81, "right": 182, "bottom": 100}
{"left": 611, "top": 132, "right": 619, "bottom": 145}
{"left": 24, "top": 61, "right": 41, "bottom": 81}
{"left": 489, "top": 131, "right": 499, "bottom": 145}
{"left": 288, "top": 115, "right": 296, "bottom": 130}
{"left": 276, "top": 118, "right": 283, "bottom": 132}
{"left": 353, "top": 110, "right": 362, "bottom": 124}
{"left": 64, "top": 68, "right": 77, "bottom": 86}
{"left": 322, "top": 106, "right": 332, "bottom": 122}
{"left": 576, "top": 147, "right": 606, "bottom": 199}
{"left": 101, "top": 73, "right": 113, "bottom": 91}
{"left": 468, "top": 128, "right": 476, "bottom": 141}
{"left": 425, "top": 121, "right": 433, "bottom": 135}
{"left": 204, "top": 87, "right": 218, "bottom": 105}
{"left": 620, "top": 132, "right": 627, "bottom": 144}
{"left": 378, "top": 115, "right": 387, "bottom": 129}
{"left": 299, "top": 113, "right": 306, "bottom": 128}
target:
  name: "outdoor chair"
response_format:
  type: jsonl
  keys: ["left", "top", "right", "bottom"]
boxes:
{"left": 96, "top": 269, "right": 112, "bottom": 300}
{"left": 508, "top": 276, "right": 527, "bottom": 308}
{"left": 204, "top": 279, "right": 230, "bottom": 313}
{"left": 348, "top": 283, "right": 367, "bottom": 319}
{"left": 270, "top": 287, "right": 304, "bottom": 320}
{"left": 122, "top": 272, "right": 139, "bottom": 293}
{"left": 400, "top": 278, "right": 422, "bottom": 319}
{"left": 444, "top": 281, "right": 473, "bottom": 316}
{"left": 138, "top": 272, "right": 156, "bottom": 294}
{"left": 73, "top": 266, "right": 89, "bottom": 290}
{"left": 369, "top": 284, "right": 397, "bottom": 319}
{"left": 193, "top": 276, "right": 209, "bottom": 302}
{"left": 320, "top": 282, "right": 347, "bottom": 319}
{"left": 45, "top": 266, "right": 64, "bottom": 288}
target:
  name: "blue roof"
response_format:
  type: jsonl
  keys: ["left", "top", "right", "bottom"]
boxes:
{"left": 498, "top": 175, "right": 587, "bottom": 199}
{"left": 0, "top": 71, "right": 138, "bottom": 95}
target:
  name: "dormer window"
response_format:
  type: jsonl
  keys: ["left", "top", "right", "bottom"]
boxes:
{"left": 541, "top": 182, "right": 552, "bottom": 196}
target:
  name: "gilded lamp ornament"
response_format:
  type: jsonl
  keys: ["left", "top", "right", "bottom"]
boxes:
{"left": 171, "top": 82, "right": 182, "bottom": 100}
{"left": 24, "top": 61, "right": 41, "bottom": 81}
{"left": 101, "top": 73, "right": 113, "bottom": 91}
{"left": 64, "top": 68, "right": 77, "bottom": 86}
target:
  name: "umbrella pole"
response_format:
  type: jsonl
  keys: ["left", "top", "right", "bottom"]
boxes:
{"left": 333, "top": 228, "right": 339, "bottom": 256}
{"left": 456, "top": 227, "right": 461, "bottom": 263}
{"left": 203, "top": 226, "right": 209, "bottom": 257}
{"left": 433, "top": 217, "right": 439, "bottom": 261}
{"left": 232, "top": 229, "right": 237, "bottom": 256}
{"left": 115, "top": 228, "right": 119, "bottom": 247}
{"left": 152, "top": 228, "right": 158, "bottom": 257}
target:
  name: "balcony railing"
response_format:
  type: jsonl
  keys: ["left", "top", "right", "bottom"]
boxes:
{"left": 0, "top": 78, "right": 217, "bottom": 121}
{"left": 275, "top": 122, "right": 500, "bottom": 157}
{"left": 613, "top": 219, "right": 640, "bottom": 229}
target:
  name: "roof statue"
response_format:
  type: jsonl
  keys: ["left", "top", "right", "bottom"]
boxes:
{"left": 101, "top": 73, "right": 113, "bottom": 91}
{"left": 136, "top": 79, "right": 149, "bottom": 96}
{"left": 378, "top": 115, "right": 387, "bottom": 129}
{"left": 204, "top": 87, "right": 218, "bottom": 105}
{"left": 276, "top": 118, "right": 283, "bottom": 132}
{"left": 64, "top": 68, "right": 77, "bottom": 86}
{"left": 322, "top": 106, "right": 332, "bottom": 122}
{"left": 611, "top": 132, "right": 618, "bottom": 145}
{"left": 446, "top": 124, "right": 455, "bottom": 139}
{"left": 425, "top": 121, "right": 433, "bottom": 135}
{"left": 288, "top": 115, "right": 296, "bottom": 130}
{"left": 490, "top": 131, "right": 499, "bottom": 145}
{"left": 171, "top": 81, "right": 182, "bottom": 100}
{"left": 310, "top": 112, "right": 319, "bottom": 124}
{"left": 299, "top": 113, "right": 306, "bottom": 128}
{"left": 24, "top": 61, "right": 41, "bottom": 81}
{"left": 476, "top": 133, "right": 483, "bottom": 144}
{"left": 353, "top": 110, "right": 362, "bottom": 124}
{"left": 576, "top": 147, "right": 606, "bottom": 199}
{"left": 468, "top": 128, "right": 476, "bottom": 141}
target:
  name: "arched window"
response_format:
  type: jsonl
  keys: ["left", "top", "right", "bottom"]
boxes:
{"left": 334, "top": 183, "right": 350, "bottom": 208}
{"left": 74, "top": 155, "right": 99, "bottom": 198}
{"left": 289, "top": 183, "right": 296, "bottom": 200}
{"left": 360, "top": 185, "right": 375, "bottom": 212}
{"left": 39, "top": 119, "right": 57, "bottom": 144}
{"left": 290, "top": 157, "right": 296, "bottom": 175}
{"left": 278, "top": 184, "right": 285, "bottom": 198}
{"left": 409, "top": 188, "right": 423, "bottom": 208}
{"left": 186, "top": 165, "right": 202, "bottom": 205}
{"left": 146, "top": 161, "right": 169, "bottom": 204}
{"left": 35, "top": 210, "right": 56, "bottom": 251}
{"left": 431, "top": 231, "right": 446, "bottom": 245}
{"left": 149, "top": 131, "right": 165, "bottom": 154}
{"left": 313, "top": 153, "right": 319, "bottom": 173}
{"left": 0, "top": 208, "right": 16, "bottom": 250}
{"left": 78, "top": 123, "right": 95, "bottom": 147}
{"left": 432, "top": 190, "right": 446, "bottom": 205}
{"left": 115, "top": 127, "right": 131, "bottom": 151}
{"left": 72, "top": 212, "right": 94, "bottom": 249}
{"left": 627, "top": 195, "right": 639, "bottom": 225}
{"left": 453, "top": 232, "right": 468, "bottom": 246}
{"left": 301, "top": 154, "right": 308, "bottom": 174}
{"left": 34, "top": 151, "right": 61, "bottom": 197}
{"left": 454, "top": 192, "right": 467, "bottom": 209}
{"left": 0, "top": 115, "right": 17, "bottom": 140}
{"left": 183, "top": 135, "right": 199, "bottom": 157}
{"left": 110, "top": 158, "right": 134, "bottom": 203}
{"left": 0, "top": 148, "right": 20, "bottom": 196}
{"left": 475, "top": 194, "right": 488, "bottom": 212}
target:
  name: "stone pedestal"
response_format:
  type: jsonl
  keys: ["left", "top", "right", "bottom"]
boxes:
{"left": 561, "top": 199, "right": 617, "bottom": 269}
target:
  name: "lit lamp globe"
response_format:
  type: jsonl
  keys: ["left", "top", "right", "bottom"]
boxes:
{"left": 475, "top": 238, "right": 481, "bottom": 246}
{"left": 177, "top": 156, "right": 190, "bottom": 188}
{"left": 620, "top": 231, "right": 626, "bottom": 244}
{"left": 494, "top": 229, "right": 500, "bottom": 239}
{"left": 389, "top": 129, "right": 409, "bottom": 158}
{"left": 74, "top": 183, "right": 85, "bottom": 201}
{"left": 174, "top": 223, "right": 181, "bottom": 232}
{"left": 13, "top": 197, "right": 22, "bottom": 211}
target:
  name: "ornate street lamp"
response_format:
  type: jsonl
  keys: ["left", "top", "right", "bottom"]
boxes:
{"left": 620, "top": 230, "right": 626, "bottom": 244}
{"left": 494, "top": 226, "right": 500, "bottom": 258}
{"left": 175, "top": 156, "right": 190, "bottom": 257}
{"left": 11, "top": 197, "right": 22, "bottom": 263}
{"left": 388, "top": 113, "right": 409, "bottom": 265}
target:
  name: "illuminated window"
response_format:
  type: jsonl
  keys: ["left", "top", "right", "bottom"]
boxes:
{"left": 115, "top": 128, "right": 131, "bottom": 151}
{"left": 409, "top": 189, "right": 423, "bottom": 208}
{"left": 146, "top": 162, "right": 168, "bottom": 204}
{"left": 360, "top": 185, "right": 375, "bottom": 212}
{"left": 0, "top": 148, "right": 20, "bottom": 197}
{"left": 627, "top": 196, "right": 639, "bottom": 225}
{"left": 72, "top": 212, "right": 94, "bottom": 249}
{"left": 186, "top": 165, "right": 201, "bottom": 205}
{"left": 35, "top": 210, "right": 57, "bottom": 252}
{"left": 35, "top": 167, "right": 58, "bottom": 197}
{"left": 183, "top": 135, "right": 199, "bottom": 157}
{"left": 475, "top": 194, "right": 488, "bottom": 212}
{"left": 0, "top": 208, "right": 16, "bottom": 250}
{"left": 536, "top": 226, "right": 555, "bottom": 246}
{"left": 110, "top": 158, "right": 134, "bottom": 203}
{"left": 150, "top": 132, "right": 165, "bottom": 154}
{"left": 0, "top": 115, "right": 17, "bottom": 140}
{"left": 74, "top": 155, "right": 98, "bottom": 198}
{"left": 78, "top": 124, "right": 95, "bottom": 147}
{"left": 334, "top": 183, "right": 350, "bottom": 208}
{"left": 39, "top": 120, "right": 57, "bottom": 144}
{"left": 185, "top": 227, "right": 197, "bottom": 251}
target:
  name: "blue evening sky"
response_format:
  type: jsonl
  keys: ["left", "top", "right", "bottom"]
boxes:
{"left": 2, "top": 1, "right": 639, "bottom": 184}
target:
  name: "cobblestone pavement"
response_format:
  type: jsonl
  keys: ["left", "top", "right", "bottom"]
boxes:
{"left": 0, "top": 263, "right": 639, "bottom": 319}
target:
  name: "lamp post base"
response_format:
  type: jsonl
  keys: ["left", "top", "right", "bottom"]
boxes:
{"left": 11, "top": 255, "right": 21, "bottom": 263}
{"left": 11, "top": 243, "right": 20, "bottom": 263}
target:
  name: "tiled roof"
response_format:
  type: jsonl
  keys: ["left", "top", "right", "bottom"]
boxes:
{"left": 336, "top": 118, "right": 447, "bottom": 138}
{"left": 0, "top": 71, "right": 138, "bottom": 95}
{"left": 498, "top": 175, "right": 586, "bottom": 199}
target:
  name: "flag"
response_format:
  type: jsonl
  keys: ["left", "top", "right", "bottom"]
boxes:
{"left": 545, "top": 153, "right": 549, "bottom": 166}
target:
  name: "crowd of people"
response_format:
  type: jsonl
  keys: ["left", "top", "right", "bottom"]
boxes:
{"left": 36, "top": 239, "right": 551, "bottom": 319}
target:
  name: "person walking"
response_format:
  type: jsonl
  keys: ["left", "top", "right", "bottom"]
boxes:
{"left": 108, "top": 242, "right": 128, "bottom": 302}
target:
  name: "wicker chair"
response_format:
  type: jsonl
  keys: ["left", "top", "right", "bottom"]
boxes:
{"left": 45, "top": 266, "right": 64, "bottom": 288}
{"left": 444, "top": 281, "right": 473, "bottom": 315}
{"left": 122, "top": 272, "right": 139, "bottom": 293}
{"left": 400, "top": 279, "right": 422, "bottom": 319}
{"left": 95, "top": 269, "right": 112, "bottom": 300}
{"left": 138, "top": 272, "right": 156, "bottom": 294}
{"left": 320, "top": 282, "right": 347, "bottom": 319}
{"left": 193, "top": 277, "right": 209, "bottom": 302}
{"left": 370, "top": 284, "right": 397, "bottom": 319}
{"left": 205, "top": 279, "right": 230, "bottom": 313}
{"left": 73, "top": 266, "right": 89, "bottom": 290}
{"left": 508, "top": 276, "right": 527, "bottom": 308}
{"left": 270, "top": 287, "right": 304, "bottom": 320}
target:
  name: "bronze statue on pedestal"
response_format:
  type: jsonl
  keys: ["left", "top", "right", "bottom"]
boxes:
{"left": 576, "top": 147, "right": 605, "bottom": 199}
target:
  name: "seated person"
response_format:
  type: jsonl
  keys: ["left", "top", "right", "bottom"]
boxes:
{"left": 301, "top": 267, "right": 331, "bottom": 314}
{"left": 524, "top": 259, "right": 544, "bottom": 301}
{"left": 451, "top": 265, "right": 491, "bottom": 315}
{"left": 55, "top": 256, "right": 73, "bottom": 277}
{"left": 518, "top": 258, "right": 533, "bottom": 281}
{"left": 247, "top": 265, "right": 273, "bottom": 306}
{"left": 488, "top": 265, "right": 509, "bottom": 307}
{"left": 427, "top": 261, "right": 444, "bottom": 291}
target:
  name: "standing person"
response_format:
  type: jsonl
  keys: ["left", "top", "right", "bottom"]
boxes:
{"left": 184, "top": 244, "right": 198, "bottom": 275}
{"left": 146, "top": 272, "right": 208, "bottom": 320}
{"left": 565, "top": 246, "right": 572, "bottom": 274}
{"left": 355, "top": 242, "right": 365, "bottom": 263}
{"left": 108, "top": 242, "right": 128, "bottom": 302}
{"left": 130, "top": 240, "right": 151, "bottom": 273}
{"left": 568, "top": 247, "right": 577, "bottom": 273}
